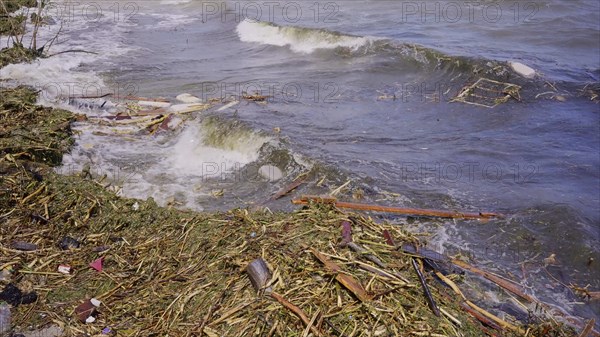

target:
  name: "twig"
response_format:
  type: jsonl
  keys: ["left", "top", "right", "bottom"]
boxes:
{"left": 271, "top": 292, "right": 322, "bottom": 336}
{"left": 411, "top": 258, "right": 441, "bottom": 317}
{"left": 68, "top": 93, "right": 112, "bottom": 99}
{"left": 46, "top": 49, "right": 99, "bottom": 57}
{"left": 269, "top": 172, "right": 309, "bottom": 201}
{"left": 311, "top": 248, "right": 372, "bottom": 302}
{"left": 44, "top": 21, "right": 63, "bottom": 53}
{"left": 30, "top": 0, "right": 44, "bottom": 51}
{"left": 382, "top": 230, "right": 439, "bottom": 316}
{"left": 578, "top": 318, "right": 595, "bottom": 337}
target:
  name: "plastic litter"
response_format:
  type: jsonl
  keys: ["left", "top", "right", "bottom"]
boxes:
{"left": 509, "top": 61, "right": 536, "bottom": 79}
{"left": 57, "top": 265, "right": 71, "bottom": 274}
{"left": 176, "top": 93, "right": 202, "bottom": 103}
{"left": 89, "top": 258, "right": 104, "bottom": 272}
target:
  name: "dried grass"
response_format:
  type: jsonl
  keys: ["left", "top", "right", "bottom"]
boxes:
{"left": 0, "top": 87, "right": 580, "bottom": 336}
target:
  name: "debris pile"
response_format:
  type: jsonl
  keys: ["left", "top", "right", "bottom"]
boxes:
{"left": 0, "top": 86, "right": 591, "bottom": 336}
{"left": 452, "top": 78, "right": 522, "bottom": 109}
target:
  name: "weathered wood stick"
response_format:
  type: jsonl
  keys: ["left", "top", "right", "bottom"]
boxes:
{"left": 311, "top": 248, "right": 372, "bottom": 302}
{"left": 381, "top": 230, "right": 440, "bottom": 317}
{"left": 270, "top": 292, "right": 322, "bottom": 336}
{"left": 340, "top": 221, "right": 386, "bottom": 269}
{"left": 394, "top": 242, "right": 534, "bottom": 304}
{"left": 436, "top": 271, "right": 524, "bottom": 334}
{"left": 113, "top": 95, "right": 171, "bottom": 102}
{"left": 460, "top": 302, "right": 502, "bottom": 331}
{"left": 292, "top": 195, "right": 502, "bottom": 220}
{"left": 579, "top": 318, "right": 596, "bottom": 337}
{"left": 411, "top": 258, "right": 441, "bottom": 317}
{"left": 270, "top": 173, "right": 308, "bottom": 201}
{"left": 451, "top": 259, "right": 534, "bottom": 303}
{"left": 67, "top": 93, "right": 112, "bottom": 99}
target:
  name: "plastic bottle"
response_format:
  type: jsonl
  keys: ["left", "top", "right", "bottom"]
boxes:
{"left": 0, "top": 302, "right": 10, "bottom": 336}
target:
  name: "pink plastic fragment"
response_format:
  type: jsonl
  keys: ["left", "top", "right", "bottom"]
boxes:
{"left": 89, "top": 258, "right": 104, "bottom": 272}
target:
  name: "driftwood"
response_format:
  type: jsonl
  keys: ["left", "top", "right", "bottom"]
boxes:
{"left": 460, "top": 302, "right": 502, "bottom": 331}
{"left": 396, "top": 242, "right": 535, "bottom": 304}
{"left": 109, "top": 95, "right": 170, "bottom": 102}
{"left": 411, "top": 258, "right": 441, "bottom": 317}
{"left": 292, "top": 195, "right": 502, "bottom": 220}
{"left": 579, "top": 319, "right": 596, "bottom": 337}
{"left": 270, "top": 292, "right": 321, "bottom": 336}
{"left": 269, "top": 173, "right": 308, "bottom": 201}
{"left": 451, "top": 259, "right": 534, "bottom": 303}
{"left": 68, "top": 93, "right": 112, "bottom": 99}
{"left": 384, "top": 231, "right": 524, "bottom": 332}
{"left": 435, "top": 271, "right": 524, "bottom": 334}
{"left": 47, "top": 49, "right": 99, "bottom": 57}
{"left": 310, "top": 248, "right": 372, "bottom": 302}
{"left": 382, "top": 230, "right": 440, "bottom": 317}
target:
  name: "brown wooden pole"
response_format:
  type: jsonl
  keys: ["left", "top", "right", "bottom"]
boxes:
{"left": 292, "top": 195, "right": 502, "bottom": 220}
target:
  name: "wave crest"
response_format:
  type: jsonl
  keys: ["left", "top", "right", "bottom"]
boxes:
{"left": 236, "top": 20, "right": 373, "bottom": 54}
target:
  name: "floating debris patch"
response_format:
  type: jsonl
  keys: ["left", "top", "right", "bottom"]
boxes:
{"left": 452, "top": 77, "right": 522, "bottom": 108}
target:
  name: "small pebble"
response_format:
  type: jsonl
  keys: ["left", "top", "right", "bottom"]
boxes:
{"left": 58, "top": 236, "right": 80, "bottom": 250}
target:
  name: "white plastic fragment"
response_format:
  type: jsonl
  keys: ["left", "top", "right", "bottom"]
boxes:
{"left": 132, "top": 202, "right": 139, "bottom": 211}
{"left": 57, "top": 264, "right": 72, "bottom": 274}
{"left": 90, "top": 298, "right": 102, "bottom": 307}
{"left": 176, "top": 93, "right": 202, "bottom": 103}
{"left": 509, "top": 61, "right": 536, "bottom": 79}
{"left": 217, "top": 100, "right": 239, "bottom": 112}
{"left": 168, "top": 103, "right": 209, "bottom": 113}
{"left": 137, "top": 100, "right": 171, "bottom": 108}
{"left": 85, "top": 316, "right": 96, "bottom": 324}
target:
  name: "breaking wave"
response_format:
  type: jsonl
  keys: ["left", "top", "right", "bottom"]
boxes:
{"left": 236, "top": 20, "right": 375, "bottom": 54}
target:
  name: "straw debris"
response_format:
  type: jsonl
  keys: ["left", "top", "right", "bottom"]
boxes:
{"left": 0, "top": 86, "right": 583, "bottom": 336}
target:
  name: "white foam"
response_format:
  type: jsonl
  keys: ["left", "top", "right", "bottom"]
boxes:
{"left": 167, "top": 123, "right": 263, "bottom": 175}
{"left": 159, "top": 0, "right": 192, "bottom": 4}
{"left": 149, "top": 13, "right": 198, "bottom": 29}
{"left": 236, "top": 20, "right": 372, "bottom": 54}
{"left": 0, "top": 5, "right": 135, "bottom": 110}
{"left": 61, "top": 117, "right": 269, "bottom": 210}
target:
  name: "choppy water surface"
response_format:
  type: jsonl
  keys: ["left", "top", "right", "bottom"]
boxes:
{"left": 1, "top": 0, "right": 599, "bottom": 326}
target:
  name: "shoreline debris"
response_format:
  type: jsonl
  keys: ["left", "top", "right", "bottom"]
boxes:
{"left": 89, "top": 258, "right": 104, "bottom": 272}
{"left": 75, "top": 298, "right": 101, "bottom": 323}
{"left": 292, "top": 195, "right": 502, "bottom": 220}
{"left": 0, "top": 86, "right": 592, "bottom": 336}
{"left": 452, "top": 78, "right": 522, "bottom": 108}
{"left": 510, "top": 61, "right": 537, "bottom": 79}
